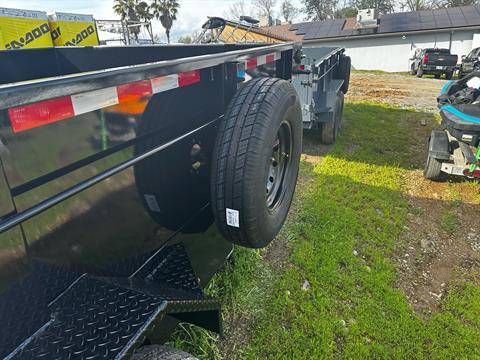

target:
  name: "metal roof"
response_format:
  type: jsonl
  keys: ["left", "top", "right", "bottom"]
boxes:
{"left": 288, "top": 5, "right": 480, "bottom": 41}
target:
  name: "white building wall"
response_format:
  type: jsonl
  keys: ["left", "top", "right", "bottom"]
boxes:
{"left": 306, "top": 30, "right": 475, "bottom": 72}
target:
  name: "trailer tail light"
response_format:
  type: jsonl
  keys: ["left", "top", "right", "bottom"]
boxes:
{"left": 423, "top": 54, "right": 429, "bottom": 63}
{"left": 462, "top": 168, "right": 480, "bottom": 178}
{"left": 293, "top": 65, "right": 311, "bottom": 75}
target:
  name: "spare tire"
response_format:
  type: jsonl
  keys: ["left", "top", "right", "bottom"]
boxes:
{"left": 335, "top": 55, "right": 351, "bottom": 94}
{"left": 211, "top": 77, "right": 302, "bottom": 248}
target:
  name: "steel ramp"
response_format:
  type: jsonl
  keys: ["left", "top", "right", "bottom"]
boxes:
{"left": 5, "top": 244, "right": 221, "bottom": 359}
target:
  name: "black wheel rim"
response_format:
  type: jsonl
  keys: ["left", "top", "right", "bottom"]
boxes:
{"left": 266, "top": 121, "right": 293, "bottom": 211}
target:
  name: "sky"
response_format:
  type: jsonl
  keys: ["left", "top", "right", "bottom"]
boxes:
{"left": 0, "top": 0, "right": 305, "bottom": 42}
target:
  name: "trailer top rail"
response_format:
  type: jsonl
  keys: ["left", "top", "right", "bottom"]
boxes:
{"left": 0, "top": 42, "right": 298, "bottom": 110}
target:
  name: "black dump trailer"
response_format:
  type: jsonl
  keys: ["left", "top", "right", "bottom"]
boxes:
{"left": 0, "top": 42, "right": 348, "bottom": 359}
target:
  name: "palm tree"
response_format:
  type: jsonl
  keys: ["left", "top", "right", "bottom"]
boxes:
{"left": 114, "top": 0, "right": 154, "bottom": 43}
{"left": 150, "top": 0, "right": 180, "bottom": 44}
{"left": 113, "top": 0, "right": 141, "bottom": 41}
{"left": 136, "top": 1, "right": 154, "bottom": 43}
{"left": 113, "top": 0, "right": 135, "bottom": 21}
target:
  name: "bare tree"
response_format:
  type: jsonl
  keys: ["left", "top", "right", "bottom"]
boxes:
{"left": 334, "top": 5, "right": 358, "bottom": 18}
{"left": 349, "top": 0, "right": 395, "bottom": 14}
{"left": 401, "top": 0, "right": 433, "bottom": 10}
{"left": 432, "top": 0, "right": 478, "bottom": 6}
{"left": 281, "top": 0, "right": 299, "bottom": 23}
{"left": 302, "top": 0, "right": 339, "bottom": 20}
{"left": 223, "top": 0, "right": 250, "bottom": 21}
{"left": 253, "top": 0, "right": 277, "bottom": 23}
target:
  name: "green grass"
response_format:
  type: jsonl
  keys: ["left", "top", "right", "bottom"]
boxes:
{"left": 170, "top": 102, "right": 480, "bottom": 359}
{"left": 167, "top": 246, "right": 270, "bottom": 358}
{"left": 441, "top": 210, "right": 460, "bottom": 233}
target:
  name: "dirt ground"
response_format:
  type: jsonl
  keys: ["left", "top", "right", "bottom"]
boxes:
{"left": 350, "top": 73, "right": 480, "bottom": 314}
{"left": 348, "top": 73, "right": 446, "bottom": 113}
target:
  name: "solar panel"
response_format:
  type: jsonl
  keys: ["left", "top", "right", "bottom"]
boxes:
{"left": 295, "top": 22, "right": 315, "bottom": 35}
{"left": 461, "top": 6, "right": 480, "bottom": 26}
{"left": 289, "top": 4, "right": 479, "bottom": 40}
{"left": 378, "top": 24, "right": 392, "bottom": 33}
{"left": 448, "top": 7, "right": 468, "bottom": 26}
{"left": 339, "top": 29, "right": 355, "bottom": 37}
{"left": 419, "top": 10, "right": 434, "bottom": 25}
{"left": 419, "top": 22, "right": 436, "bottom": 30}
{"left": 407, "top": 22, "right": 423, "bottom": 31}
{"left": 312, "top": 20, "right": 335, "bottom": 37}
{"left": 326, "top": 19, "right": 345, "bottom": 37}
{"left": 434, "top": 9, "right": 452, "bottom": 28}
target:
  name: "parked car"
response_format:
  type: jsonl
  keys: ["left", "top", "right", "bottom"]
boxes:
{"left": 410, "top": 48, "right": 458, "bottom": 79}
{"left": 458, "top": 47, "right": 480, "bottom": 78}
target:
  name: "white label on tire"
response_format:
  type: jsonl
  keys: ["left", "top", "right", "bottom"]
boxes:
{"left": 226, "top": 208, "right": 240, "bottom": 228}
{"left": 144, "top": 194, "right": 161, "bottom": 212}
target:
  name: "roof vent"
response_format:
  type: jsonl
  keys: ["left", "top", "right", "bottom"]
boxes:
{"left": 356, "top": 8, "right": 379, "bottom": 28}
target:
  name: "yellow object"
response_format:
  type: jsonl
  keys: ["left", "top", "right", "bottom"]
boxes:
{"left": 0, "top": 8, "right": 53, "bottom": 50}
{"left": 219, "top": 24, "right": 282, "bottom": 44}
{"left": 49, "top": 12, "right": 98, "bottom": 47}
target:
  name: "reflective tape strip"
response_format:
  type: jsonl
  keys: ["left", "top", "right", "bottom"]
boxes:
{"left": 246, "top": 58, "right": 258, "bottom": 69}
{"left": 244, "top": 52, "right": 281, "bottom": 69}
{"left": 117, "top": 80, "right": 153, "bottom": 103}
{"left": 151, "top": 74, "right": 178, "bottom": 94}
{"left": 8, "top": 97, "right": 74, "bottom": 133}
{"left": 257, "top": 55, "right": 267, "bottom": 66}
{"left": 71, "top": 87, "right": 119, "bottom": 116}
{"left": 178, "top": 70, "right": 201, "bottom": 87}
{"left": 7, "top": 69, "right": 202, "bottom": 133}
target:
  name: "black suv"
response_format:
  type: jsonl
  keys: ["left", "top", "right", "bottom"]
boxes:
{"left": 410, "top": 48, "right": 458, "bottom": 79}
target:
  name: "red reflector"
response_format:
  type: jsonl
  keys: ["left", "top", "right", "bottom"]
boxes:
{"left": 246, "top": 58, "right": 257, "bottom": 69}
{"left": 117, "top": 80, "right": 152, "bottom": 103}
{"left": 178, "top": 70, "right": 201, "bottom": 87}
{"left": 266, "top": 54, "right": 275, "bottom": 63}
{"left": 8, "top": 97, "right": 74, "bottom": 133}
{"left": 473, "top": 170, "right": 480, "bottom": 178}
